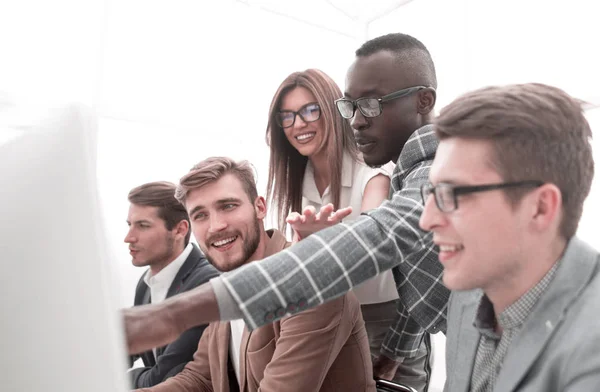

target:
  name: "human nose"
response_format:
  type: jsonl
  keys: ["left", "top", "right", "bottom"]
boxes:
{"left": 419, "top": 193, "right": 443, "bottom": 232}
{"left": 292, "top": 113, "right": 307, "bottom": 129}
{"left": 124, "top": 227, "right": 136, "bottom": 243}
{"left": 350, "top": 106, "right": 369, "bottom": 131}
{"left": 208, "top": 213, "right": 227, "bottom": 233}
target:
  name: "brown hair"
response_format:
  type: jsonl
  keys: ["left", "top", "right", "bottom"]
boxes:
{"left": 434, "top": 83, "right": 594, "bottom": 239}
{"left": 265, "top": 69, "right": 358, "bottom": 232}
{"left": 128, "top": 181, "right": 191, "bottom": 245}
{"left": 175, "top": 157, "right": 258, "bottom": 206}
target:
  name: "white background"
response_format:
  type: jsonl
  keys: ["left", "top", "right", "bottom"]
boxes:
{"left": 1, "top": 1, "right": 598, "bottom": 390}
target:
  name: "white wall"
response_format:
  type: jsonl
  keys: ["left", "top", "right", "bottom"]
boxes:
{"left": 369, "top": 0, "right": 600, "bottom": 243}
{"left": 93, "top": 0, "right": 362, "bottom": 306}
{"left": 1, "top": 1, "right": 598, "bottom": 389}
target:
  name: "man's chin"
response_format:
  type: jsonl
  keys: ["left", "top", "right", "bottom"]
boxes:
{"left": 363, "top": 156, "right": 388, "bottom": 168}
{"left": 207, "top": 255, "right": 245, "bottom": 273}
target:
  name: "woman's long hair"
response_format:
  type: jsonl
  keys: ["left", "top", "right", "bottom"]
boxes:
{"left": 266, "top": 69, "right": 358, "bottom": 232}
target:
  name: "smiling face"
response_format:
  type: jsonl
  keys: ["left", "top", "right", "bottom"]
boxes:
{"left": 279, "top": 86, "right": 327, "bottom": 159}
{"left": 185, "top": 173, "right": 266, "bottom": 272}
{"left": 419, "top": 138, "right": 531, "bottom": 293}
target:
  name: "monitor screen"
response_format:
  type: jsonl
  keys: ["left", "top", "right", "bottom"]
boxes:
{"left": 0, "top": 99, "right": 129, "bottom": 391}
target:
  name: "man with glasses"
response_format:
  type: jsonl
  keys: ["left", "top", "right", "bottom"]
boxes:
{"left": 420, "top": 83, "right": 599, "bottom": 391}
{"left": 123, "top": 33, "right": 448, "bottom": 392}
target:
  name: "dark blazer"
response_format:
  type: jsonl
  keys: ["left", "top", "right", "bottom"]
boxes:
{"left": 129, "top": 243, "right": 219, "bottom": 388}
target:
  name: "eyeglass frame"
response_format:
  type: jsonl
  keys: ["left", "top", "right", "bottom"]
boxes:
{"left": 275, "top": 102, "right": 321, "bottom": 128}
{"left": 334, "top": 86, "right": 430, "bottom": 119}
{"left": 420, "top": 180, "right": 545, "bottom": 213}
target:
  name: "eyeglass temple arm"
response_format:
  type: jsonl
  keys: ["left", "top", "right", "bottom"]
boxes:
{"left": 381, "top": 86, "right": 429, "bottom": 102}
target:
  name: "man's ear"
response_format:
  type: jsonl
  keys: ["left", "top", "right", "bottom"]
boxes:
{"left": 529, "top": 183, "right": 562, "bottom": 233}
{"left": 174, "top": 219, "right": 190, "bottom": 240}
{"left": 417, "top": 88, "right": 436, "bottom": 115}
{"left": 254, "top": 196, "right": 267, "bottom": 219}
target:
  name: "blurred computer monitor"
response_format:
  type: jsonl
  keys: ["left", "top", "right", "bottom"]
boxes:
{"left": 0, "top": 99, "right": 129, "bottom": 391}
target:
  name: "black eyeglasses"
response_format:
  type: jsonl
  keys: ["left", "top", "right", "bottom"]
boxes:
{"left": 420, "top": 180, "right": 544, "bottom": 212}
{"left": 335, "top": 86, "right": 429, "bottom": 119}
{"left": 276, "top": 102, "right": 321, "bottom": 128}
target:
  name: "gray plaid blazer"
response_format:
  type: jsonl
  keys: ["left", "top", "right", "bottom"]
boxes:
{"left": 219, "top": 124, "right": 449, "bottom": 357}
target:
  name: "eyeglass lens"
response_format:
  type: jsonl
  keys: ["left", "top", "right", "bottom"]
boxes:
{"left": 336, "top": 99, "right": 381, "bottom": 119}
{"left": 277, "top": 103, "right": 320, "bottom": 128}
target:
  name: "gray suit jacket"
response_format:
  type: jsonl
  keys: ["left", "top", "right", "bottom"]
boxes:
{"left": 444, "top": 237, "right": 600, "bottom": 392}
{"left": 217, "top": 125, "right": 449, "bottom": 358}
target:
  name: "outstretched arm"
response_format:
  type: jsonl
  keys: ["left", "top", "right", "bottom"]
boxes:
{"left": 123, "top": 161, "right": 447, "bottom": 355}
{"left": 123, "top": 283, "right": 219, "bottom": 355}
{"left": 220, "top": 158, "right": 446, "bottom": 332}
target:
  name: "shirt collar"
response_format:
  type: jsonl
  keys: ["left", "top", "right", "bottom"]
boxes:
{"left": 143, "top": 242, "right": 194, "bottom": 289}
{"left": 303, "top": 151, "right": 355, "bottom": 203}
{"left": 264, "top": 229, "right": 290, "bottom": 257}
{"left": 473, "top": 262, "right": 559, "bottom": 333}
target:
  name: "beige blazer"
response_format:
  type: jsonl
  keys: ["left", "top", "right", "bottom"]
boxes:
{"left": 136, "top": 230, "right": 375, "bottom": 392}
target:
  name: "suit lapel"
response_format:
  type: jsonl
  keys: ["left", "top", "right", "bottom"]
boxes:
{"left": 133, "top": 279, "right": 156, "bottom": 365}
{"left": 451, "top": 294, "right": 482, "bottom": 392}
{"left": 494, "top": 238, "right": 599, "bottom": 392}
{"left": 166, "top": 244, "right": 200, "bottom": 298}
{"left": 133, "top": 272, "right": 151, "bottom": 305}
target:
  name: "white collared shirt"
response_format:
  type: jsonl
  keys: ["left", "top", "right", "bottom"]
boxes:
{"left": 143, "top": 242, "right": 194, "bottom": 305}
{"left": 143, "top": 243, "right": 194, "bottom": 359}
{"left": 302, "top": 152, "right": 399, "bottom": 304}
{"left": 229, "top": 318, "right": 246, "bottom": 385}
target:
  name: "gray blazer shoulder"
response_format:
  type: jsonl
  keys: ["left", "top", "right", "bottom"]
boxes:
{"left": 444, "top": 238, "right": 600, "bottom": 392}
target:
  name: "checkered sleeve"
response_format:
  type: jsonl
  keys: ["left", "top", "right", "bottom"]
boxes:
{"left": 380, "top": 300, "right": 425, "bottom": 359}
{"left": 220, "top": 127, "right": 449, "bottom": 344}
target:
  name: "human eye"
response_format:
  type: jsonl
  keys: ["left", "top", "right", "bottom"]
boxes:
{"left": 305, "top": 103, "right": 320, "bottom": 114}
{"left": 437, "top": 184, "right": 458, "bottom": 207}
{"left": 358, "top": 98, "right": 379, "bottom": 110}
{"left": 223, "top": 203, "right": 237, "bottom": 211}
{"left": 193, "top": 212, "right": 207, "bottom": 221}
{"left": 277, "top": 111, "right": 294, "bottom": 122}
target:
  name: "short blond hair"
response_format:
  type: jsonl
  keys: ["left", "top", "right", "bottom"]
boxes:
{"left": 175, "top": 157, "right": 258, "bottom": 206}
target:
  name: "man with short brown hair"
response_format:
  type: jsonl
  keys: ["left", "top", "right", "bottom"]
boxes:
{"left": 420, "top": 83, "right": 599, "bottom": 391}
{"left": 126, "top": 181, "right": 219, "bottom": 388}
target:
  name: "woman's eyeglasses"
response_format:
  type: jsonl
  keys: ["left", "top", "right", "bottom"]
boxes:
{"left": 276, "top": 102, "right": 321, "bottom": 128}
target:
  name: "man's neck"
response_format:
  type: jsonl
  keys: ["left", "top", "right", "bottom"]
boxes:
{"left": 243, "top": 230, "right": 271, "bottom": 265}
{"left": 149, "top": 243, "right": 186, "bottom": 276}
{"left": 486, "top": 237, "right": 567, "bottom": 317}
{"left": 391, "top": 120, "right": 433, "bottom": 164}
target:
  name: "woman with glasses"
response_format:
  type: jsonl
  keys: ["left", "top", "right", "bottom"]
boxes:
{"left": 265, "top": 68, "right": 400, "bottom": 376}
